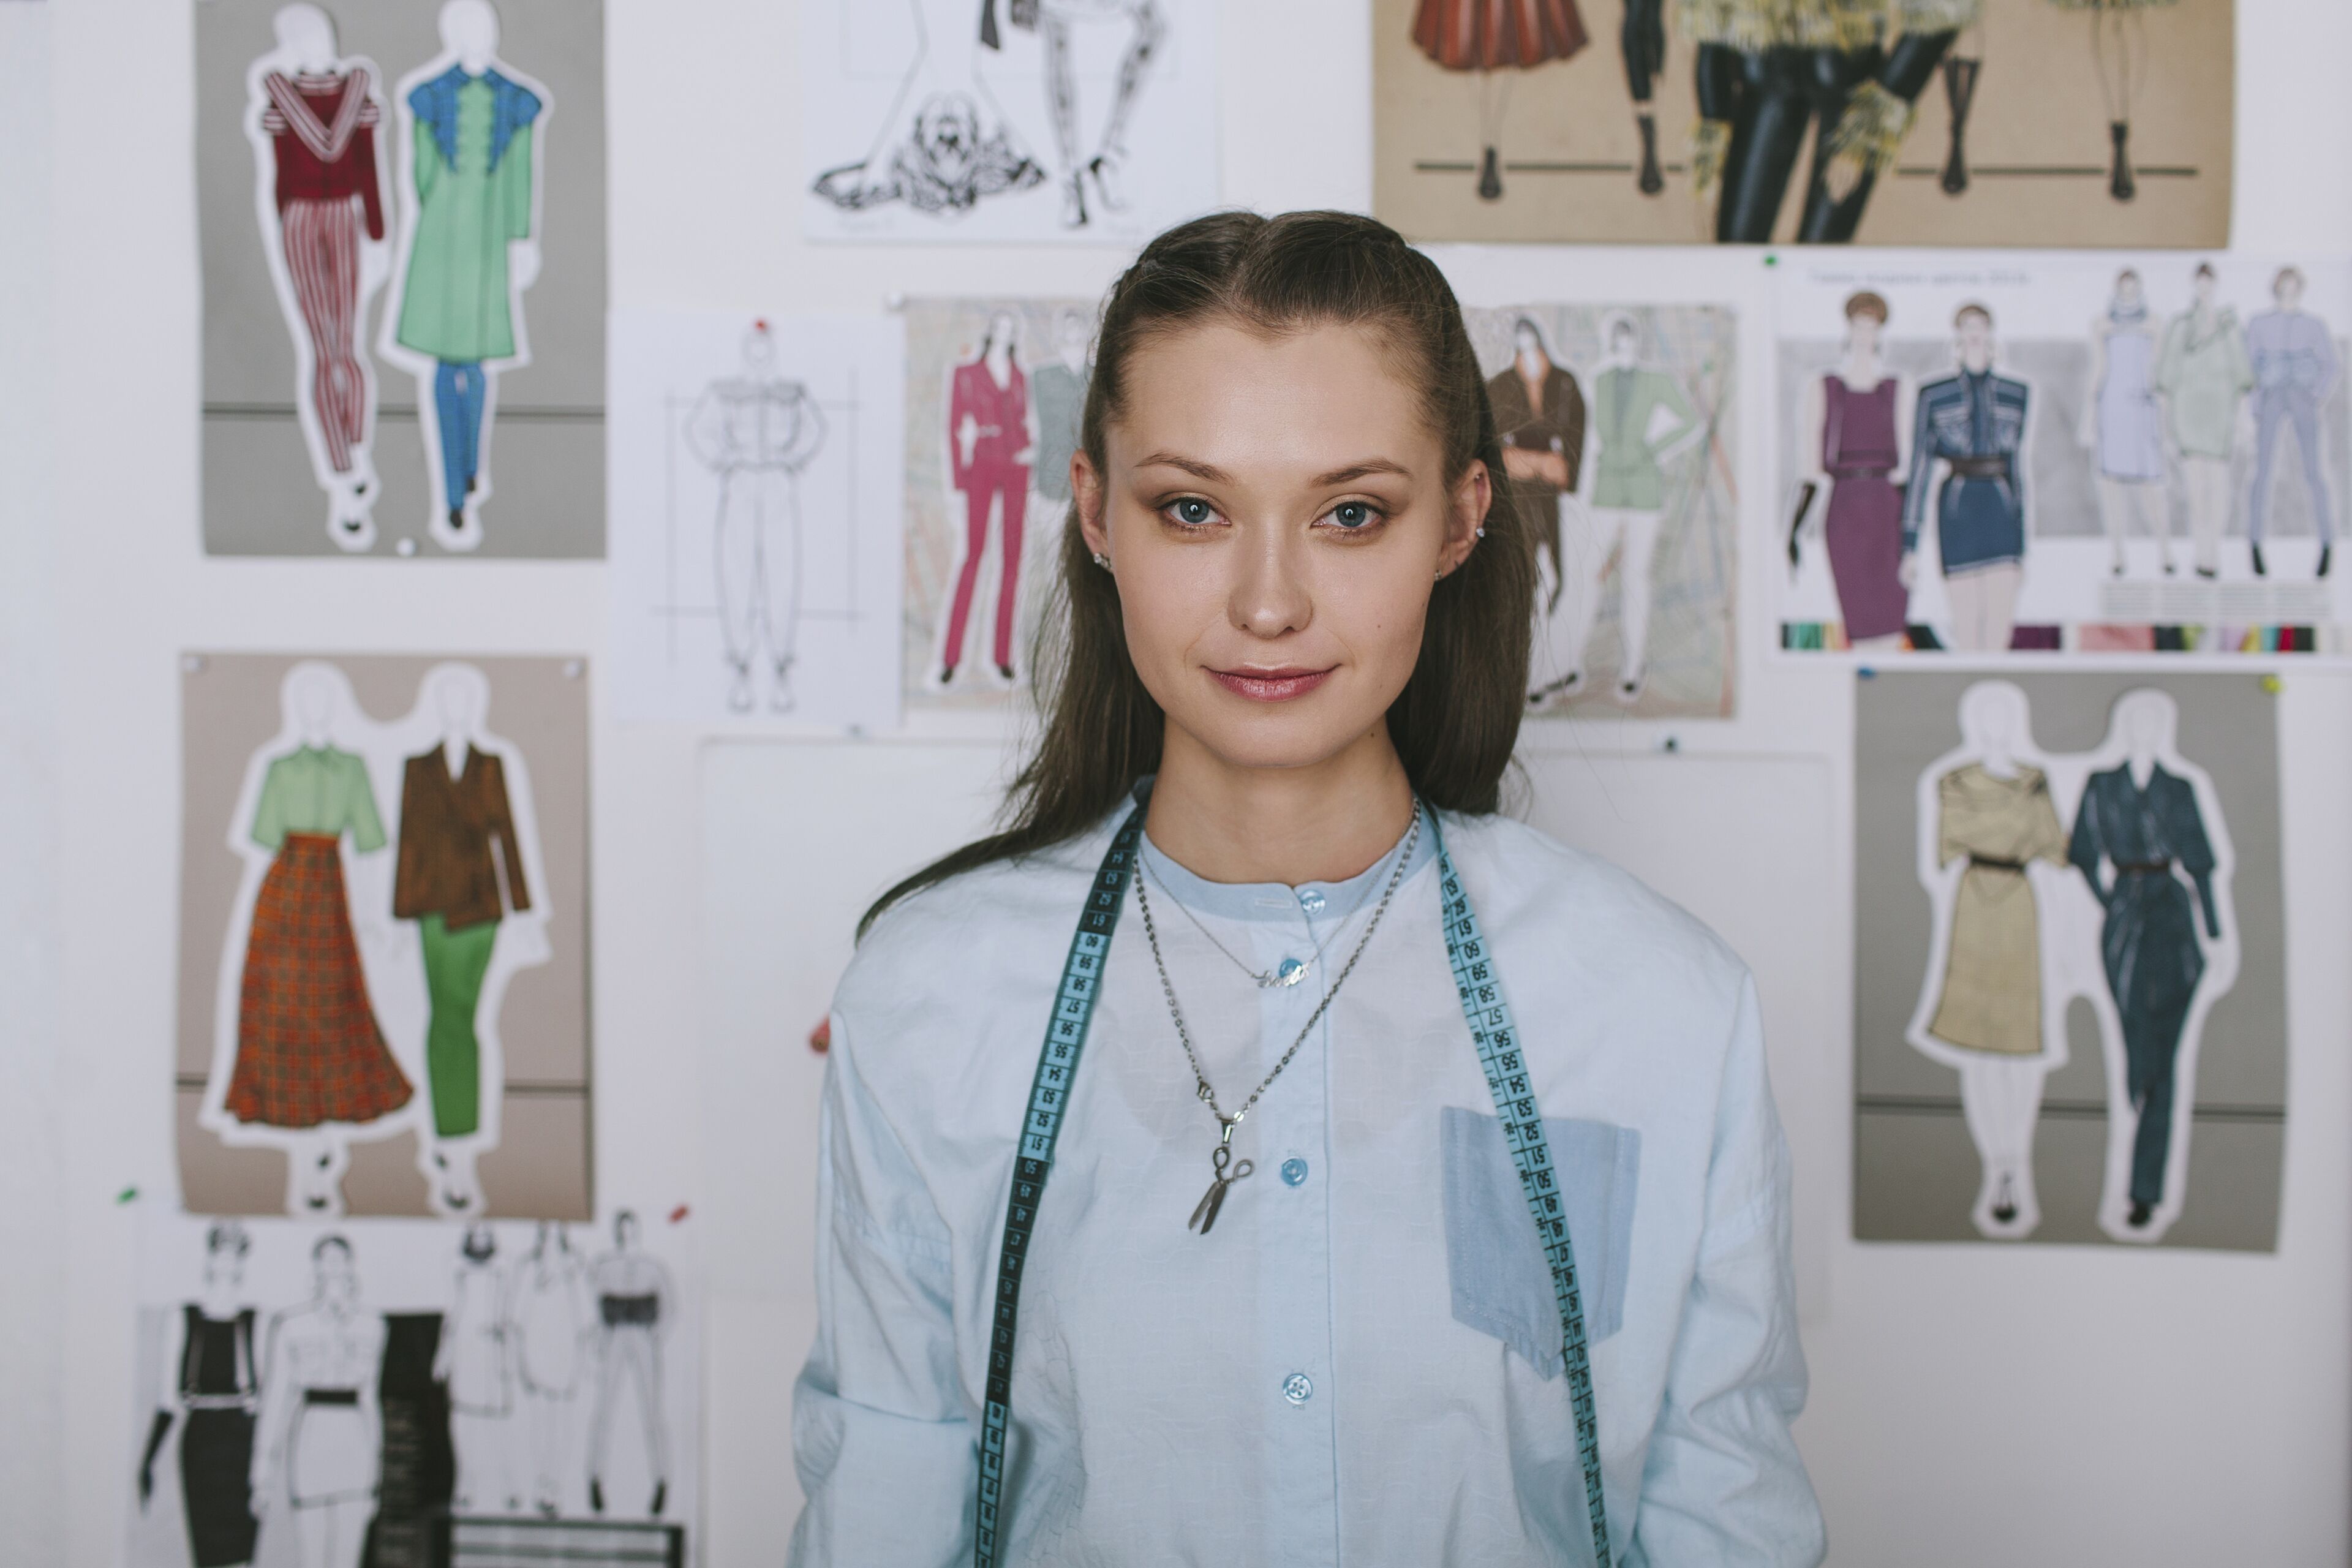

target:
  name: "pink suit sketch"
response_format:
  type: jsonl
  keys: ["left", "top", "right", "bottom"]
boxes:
{"left": 942, "top": 354, "right": 1030, "bottom": 678}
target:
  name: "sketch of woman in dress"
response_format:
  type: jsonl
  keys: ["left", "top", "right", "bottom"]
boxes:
{"left": 1408, "top": 0, "right": 1588, "bottom": 202}
{"left": 139, "top": 1221, "right": 262, "bottom": 1568}
{"left": 510, "top": 1221, "right": 592, "bottom": 1516}
{"left": 1795, "top": 290, "right": 1912, "bottom": 650}
{"left": 434, "top": 1224, "right": 518, "bottom": 1513}
{"left": 586, "top": 1212, "right": 673, "bottom": 1518}
{"left": 2081, "top": 268, "right": 2174, "bottom": 576}
{"left": 982, "top": 0, "right": 1164, "bottom": 228}
{"left": 1903, "top": 304, "right": 2032, "bottom": 653}
{"left": 813, "top": 0, "right": 1044, "bottom": 219}
{"left": 688, "top": 322, "right": 829, "bottom": 713}
{"left": 2068, "top": 689, "right": 2237, "bottom": 1242}
{"left": 379, "top": 0, "right": 552, "bottom": 552}
{"left": 1905, "top": 682, "right": 2092, "bottom": 1238}
{"left": 2153, "top": 262, "right": 2252, "bottom": 580}
{"left": 251, "top": 1235, "right": 385, "bottom": 1568}
{"left": 243, "top": 5, "right": 394, "bottom": 551}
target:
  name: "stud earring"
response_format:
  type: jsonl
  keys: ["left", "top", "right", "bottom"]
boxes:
{"left": 1475, "top": 526, "right": 1487, "bottom": 538}
{"left": 1091, "top": 552, "right": 1111, "bottom": 570}
{"left": 1434, "top": 566, "right": 1446, "bottom": 581}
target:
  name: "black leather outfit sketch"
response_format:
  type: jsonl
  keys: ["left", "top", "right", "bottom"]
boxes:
{"left": 1679, "top": 0, "right": 1978, "bottom": 243}
{"left": 688, "top": 333, "right": 827, "bottom": 713}
{"left": 144, "top": 1306, "right": 263, "bottom": 1568}
{"left": 2068, "top": 764, "right": 2220, "bottom": 1223}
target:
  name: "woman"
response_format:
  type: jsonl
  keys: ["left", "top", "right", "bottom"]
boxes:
{"left": 1800, "top": 290, "right": 1912, "bottom": 648}
{"left": 790, "top": 212, "right": 1821, "bottom": 1564}
{"left": 2081, "top": 268, "right": 2173, "bottom": 576}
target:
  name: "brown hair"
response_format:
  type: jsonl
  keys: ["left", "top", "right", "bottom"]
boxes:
{"left": 1953, "top": 302, "right": 1993, "bottom": 330}
{"left": 1842, "top": 290, "right": 1889, "bottom": 325}
{"left": 861, "top": 211, "right": 1531, "bottom": 937}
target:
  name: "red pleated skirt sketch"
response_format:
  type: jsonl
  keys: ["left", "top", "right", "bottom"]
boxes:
{"left": 227, "top": 833, "right": 413, "bottom": 1128}
{"left": 1412, "top": 0, "right": 1589, "bottom": 71}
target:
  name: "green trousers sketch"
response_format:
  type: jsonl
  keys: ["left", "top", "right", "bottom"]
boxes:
{"left": 421, "top": 913, "right": 498, "bottom": 1137}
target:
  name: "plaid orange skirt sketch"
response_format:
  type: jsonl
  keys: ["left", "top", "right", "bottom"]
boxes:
{"left": 227, "top": 832, "right": 413, "bottom": 1127}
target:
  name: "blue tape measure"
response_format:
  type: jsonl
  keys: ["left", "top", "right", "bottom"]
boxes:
{"left": 973, "top": 804, "right": 1610, "bottom": 1567}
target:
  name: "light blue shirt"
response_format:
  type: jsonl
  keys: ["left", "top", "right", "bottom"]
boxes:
{"left": 790, "top": 805, "right": 1823, "bottom": 1566}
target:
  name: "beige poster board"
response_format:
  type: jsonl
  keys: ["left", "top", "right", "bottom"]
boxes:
{"left": 1374, "top": 0, "right": 2231, "bottom": 247}
{"left": 178, "top": 654, "right": 591, "bottom": 1221}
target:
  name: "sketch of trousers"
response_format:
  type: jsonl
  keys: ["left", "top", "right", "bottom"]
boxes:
{"left": 524, "top": 1383, "right": 576, "bottom": 1511}
{"left": 946, "top": 462, "right": 1027, "bottom": 671}
{"left": 433, "top": 361, "right": 489, "bottom": 514}
{"left": 282, "top": 197, "right": 371, "bottom": 475}
{"left": 714, "top": 467, "right": 804, "bottom": 708}
{"left": 1540, "top": 503, "right": 1659, "bottom": 687}
{"left": 2248, "top": 388, "right": 2333, "bottom": 545}
{"left": 2180, "top": 454, "right": 2231, "bottom": 575}
{"left": 588, "top": 1325, "right": 667, "bottom": 1500}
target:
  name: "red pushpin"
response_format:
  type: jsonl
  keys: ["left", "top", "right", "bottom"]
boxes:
{"left": 668, "top": 1204, "right": 690, "bottom": 1225}
{"left": 808, "top": 1017, "right": 831, "bottom": 1055}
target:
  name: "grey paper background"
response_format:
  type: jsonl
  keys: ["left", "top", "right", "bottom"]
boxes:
{"left": 197, "top": 0, "right": 606, "bottom": 557}
{"left": 1853, "top": 671, "right": 2285, "bottom": 1250}
{"left": 178, "top": 654, "right": 592, "bottom": 1218}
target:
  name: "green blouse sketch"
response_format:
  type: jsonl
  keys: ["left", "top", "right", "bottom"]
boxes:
{"left": 1589, "top": 365, "right": 1696, "bottom": 511}
{"left": 250, "top": 746, "right": 386, "bottom": 853}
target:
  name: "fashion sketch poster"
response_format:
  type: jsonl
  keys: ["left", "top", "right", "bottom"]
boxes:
{"left": 1852, "top": 671, "right": 2283, "bottom": 1250}
{"left": 124, "top": 1210, "right": 695, "bottom": 1568}
{"left": 198, "top": 0, "right": 606, "bottom": 557}
{"left": 1374, "top": 0, "right": 2231, "bottom": 247}
{"left": 1775, "top": 252, "right": 2352, "bottom": 657}
{"left": 178, "top": 655, "right": 591, "bottom": 1222}
{"left": 900, "top": 296, "right": 1099, "bottom": 708}
{"left": 607, "top": 309, "right": 907, "bottom": 728}
{"left": 801, "top": 0, "right": 1218, "bottom": 243}
{"left": 1462, "top": 302, "right": 1738, "bottom": 718}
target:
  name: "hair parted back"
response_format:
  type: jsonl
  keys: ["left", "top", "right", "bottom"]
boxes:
{"left": 861, "top": 210, "right": 1532, "bottom": 937}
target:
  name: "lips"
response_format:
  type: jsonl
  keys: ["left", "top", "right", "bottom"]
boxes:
{"left": 1208, "top": 666, "right": 1334, "bottom": 702}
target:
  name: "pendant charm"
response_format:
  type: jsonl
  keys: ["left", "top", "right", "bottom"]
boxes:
{"left": 1262, "top": 956, "right": 1310, "bottom": 989}
{"left": 1188, "top": 1141, "right": 1253, "bottom": 1235}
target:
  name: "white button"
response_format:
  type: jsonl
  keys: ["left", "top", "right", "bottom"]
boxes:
{"left": 1299, "top": 889, "right": 1327, "bottom": 914}
{"left": 1282, "top": 1373, "right": 1313, "bottom": 1405}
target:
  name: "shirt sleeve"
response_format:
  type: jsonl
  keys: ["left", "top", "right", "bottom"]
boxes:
{"left": 788, "top": 1010, "right": 974, "bottom": 1568}
{"left": 1626, "top": 976, "right": 1825, "bottom": 1567}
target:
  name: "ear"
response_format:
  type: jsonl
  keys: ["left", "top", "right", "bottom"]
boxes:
{"left": 1443, "top": 458, "right": 1491, "bottom": 576}
{"left": 1074, "top": 451, "right": 1110, "bottom": 560}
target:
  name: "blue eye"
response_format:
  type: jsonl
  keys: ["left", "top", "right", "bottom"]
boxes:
{"left": 1330, "top": 502, "right": 1375, "bottom": 530}
{"left": 1172, "top": 497, "right": 1215, "bottom": 525}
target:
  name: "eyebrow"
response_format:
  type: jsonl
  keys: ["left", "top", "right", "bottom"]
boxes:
{"left": 1135, "top": 453, "right": 1415, "bottom": 487}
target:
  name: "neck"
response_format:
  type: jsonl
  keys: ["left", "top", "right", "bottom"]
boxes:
{"left": 1145, "top": 722, "right": 1415, "bottom": 887}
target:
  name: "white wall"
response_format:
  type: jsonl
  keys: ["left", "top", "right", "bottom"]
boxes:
{"left": 12, "top": 0, "right": 2351, "bottom": 1562}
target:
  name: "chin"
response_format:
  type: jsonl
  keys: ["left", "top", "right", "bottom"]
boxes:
{"left": 1177, "top": 701, "right": 1373, "bottom": 775}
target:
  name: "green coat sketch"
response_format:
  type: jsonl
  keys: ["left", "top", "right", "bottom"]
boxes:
{"left": 395, "top": 68, "right": 541, "bottom": 363}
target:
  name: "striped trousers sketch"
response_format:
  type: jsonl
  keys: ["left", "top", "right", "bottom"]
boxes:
{"left": 281, "top": 195, "right": 368, "bottom": 473}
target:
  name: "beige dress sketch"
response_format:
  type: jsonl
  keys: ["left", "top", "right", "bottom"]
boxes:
{"left": 1928, "top": 763, "right": 2069, "bottom": 1055}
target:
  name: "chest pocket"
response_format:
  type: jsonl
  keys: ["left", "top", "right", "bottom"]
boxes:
{"left": 1929, "top": 404, "right": 1973, "bottom": 456}
{"left": 1439, "top": 1106, "right": 1640, "bottom": 1379}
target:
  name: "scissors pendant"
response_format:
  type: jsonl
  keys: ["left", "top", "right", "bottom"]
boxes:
{"left": 1188, "top": 1139, "right": 1253, "bottom": 1235}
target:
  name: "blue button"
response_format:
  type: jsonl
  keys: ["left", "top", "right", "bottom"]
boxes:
{"left": 1280, "top": 1158, "right": 1309, "bottom": 1186}
{"left": 1276, "top": 956, "right": 1307, "bottom": 986}
{"left": 1299, "top": 889, "right": 1327, "bottom": 914}
{"left": 1282, "top": 1373, "right": 1314, "bottom": 1405}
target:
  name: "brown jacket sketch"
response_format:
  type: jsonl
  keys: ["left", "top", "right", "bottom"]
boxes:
{"left": 1928, "top": 763, "right": 2067, "bottom": 1055}
{"left": 1487, "top": 363, "right": 1586, "bottom": 572}
{"left": 394, "top": 747, "right": 531, "bottom": 932}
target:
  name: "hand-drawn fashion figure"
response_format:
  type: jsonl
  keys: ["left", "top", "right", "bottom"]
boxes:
{"left": 687, "top": 323, "right": 829, "bottom": 713}
{"left": 1905, "top": 304, "right": 2030, "bottom": 652}
{"left": 1680, "top": 0, "right": 1978, "bottom": 243}
{"left": 1909, "top": 683, "right": 2073, "bottom": 1238}
{"left": 815, "top": 0, "right": 1044, "bottom": 217}
{"left": 982, "top": 0, "right": 1164, "bottom": 228}
{"left": 2068, "top": 700, "right": 2225, "bottom": 1232}
{"left": 2154, "top": 263, "right": 2252, "bottom": 579}
{"left": 2082, "top": 269, "right": 2173, "bottom": 576}
{"left": 2244, "top": 266, "right": 2339, "bottom": 579}
{"left": 1029, "top": 309, "right": 1092, "bottom": 509}
{"left": 244, "top": 7, "right": 393, "bottom": 551}
{"left": 252, "top": 1236, "right": 385, "bottom": 1568}
{"left": 2045, "top": 0, "right": 2177, "bottom": 202}
{"left": 383, "top": 0, "right": 550, "bottom": 552}
{"left": 140, "top": 1223, "right": 261, "bottom": 1568}
{"left": 226, "top": 695, "right": 413, "bottom": 1212}
{"left": 1410, "top": 0, "right": 1589, "bottom": 201}
{"left": 511, "top": 1221, "right": 592, "bottom": 1517}
{"left": 940, "top": 313, "right": 1033, "bottom": 685}
{"left": 1799, "top": 290, "right": 1910, "bottom": 646}
{"left": 435, "top": 1226, "right": 518, "bottom": 1513}
{"left": 1487, "top": 320, "right": 1588, "bottom": 704}
{"left": 587, "top": 1212, "right": 673, "bottom": 1518}
{"left": 1575, "top": 314, "right": 1699, "bottom": 704}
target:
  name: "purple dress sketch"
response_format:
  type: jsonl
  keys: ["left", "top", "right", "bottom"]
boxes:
{"left": 1822, "top": 375, "right": 1909, "bottom": 643}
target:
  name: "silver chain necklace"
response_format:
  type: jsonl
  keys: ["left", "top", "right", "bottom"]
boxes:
{"left": 1131, "top": 809, "right": 1423, "bottom": 1235}
{"left": 1139, "top": 840, "right": 1389, "bottom": 990}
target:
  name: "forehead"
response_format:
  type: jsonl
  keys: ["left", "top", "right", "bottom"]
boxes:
{"left": 1109, "top": 320, "right": 1436, "bottom": 478}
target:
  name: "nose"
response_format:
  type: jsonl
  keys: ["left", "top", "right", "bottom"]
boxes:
{"left": 1227, "top": 524, "right": 1313, "bottom": 640}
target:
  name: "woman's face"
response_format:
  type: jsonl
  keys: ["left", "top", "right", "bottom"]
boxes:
{"left": 1076, "top": 320, "right": 1483, "bottom": 775}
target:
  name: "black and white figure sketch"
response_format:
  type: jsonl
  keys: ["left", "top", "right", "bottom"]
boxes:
{"left": 377, "top": 0, "right": 552, "bottom": 551}
{"left": 198, "top": 661, "right": 554, "bottom": 1219}
{"left": 587, "top": 1212, "right": 674, "bottom": 1518}
{"left": 608, "top": 309, "right": 904, "bottom": 726}
{"left": 802, "top": 0, "right": 1215, "bottom": 243}
{"left": 251, "top": 1235, "right": 384, "bottom": 1568}
{"left": 689, "top": 323, "right": 829, "bottom": 714}
{"left": 1901, "top": 680, "right": 2242, "bottom": 1243}
{"left": 129, "top": 1213, "right": 698, "bottom": 1567}
{"left": 138, "top": 1223, "right": 262, "bottom": 1568}
{"left": 243, "top": 6, "right": 396, "bottom": 552}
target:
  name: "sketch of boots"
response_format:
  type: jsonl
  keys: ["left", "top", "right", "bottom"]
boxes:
{"left": 1940, "top": 56, "right": 1980, "bottom": 195}
{"left": 1477, "top": 145, "right": 1503, "bottom": 201}
{"left": 2108, "top": 120, "right": 2136, "bottom": 202}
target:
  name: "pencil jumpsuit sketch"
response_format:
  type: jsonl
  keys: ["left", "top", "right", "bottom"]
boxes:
{"left": 687, "top": 355, "right": 827, "bottom": 712}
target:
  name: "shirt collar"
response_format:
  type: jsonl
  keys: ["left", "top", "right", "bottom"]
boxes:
{"left": 1137, "top": 803, "right": 1435, "bottom": 925}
